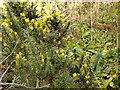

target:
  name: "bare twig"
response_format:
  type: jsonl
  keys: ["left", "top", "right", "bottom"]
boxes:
{"left": 0, "top": 61, "right": 14, "bottom": 82}
{"left": 86, "top": 58, "right": 102, "bottom": 89}
{"left": 0, "top": 38, "right": 20, "bottom": 65}
{"left": 0, "top": 82, "right": 50, "bottom": 89}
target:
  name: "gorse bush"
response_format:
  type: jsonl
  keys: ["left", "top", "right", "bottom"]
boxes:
{"left": 1, "top": 2, "right": 119, "bottom": 88}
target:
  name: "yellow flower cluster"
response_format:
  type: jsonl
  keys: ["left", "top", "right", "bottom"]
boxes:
{"left": 83, "top": 63, "right": 87, "bottom": 67}
{"left": 31, "top": 19, "right": 35, "bottom": 23}
{"left": 58, "top": 41, "right": 61, "bottom": 45}
{"left": 73, "top": 73, "right": 77, "bottom": 78}
{"left": 41, "top": 55, "right": 44, "bottom": 63}
{"left": 1, "top": 22, "right": 9, "bottom": 27}
{"left": 20, "top": 13, "right": 25, "bottom": 17}
{"left": 29, "top": 25, "right": 34, "bottom": 30}
{"left": 16, "top": 54, "right": 20, "bottom": 59}
{"left": 22, "top": 56, "right": 27, "bottom": 61}
{"left": 16, "top": 60, "right": 19, "bottom": 65}
{"left": 59, "top": 49, "right": 65, "bottom": 57}
{"left": 85, "top": 75, "right": 90, "bottom": 79}
{"left": 25, "top": 18, "right": 29, "bottom": 23}
{"left": 34, "top": 21, "right": 38, "bottom": 27}
{"left": 14, "top": 32, "right": 17, "bottom": 36}
{"left": 3, "top": 42, "right": 7, "bottom": 47}
{"left": 43, "top": 28, "right": 47, "bottom": 34}
{"left": 86, "top": 80, "right": 89, "bottom": 84}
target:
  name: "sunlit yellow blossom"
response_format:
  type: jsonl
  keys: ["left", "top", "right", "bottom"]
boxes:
{"left": 25, "top": 18, "right": 29, "bottom": 23}
{"left": 9, "top": 22, "right": 12, "bottom": 25}
{"left": 47, "top": 29, "right": 50, "bottom": 33}
{"left": 56, "top": 50, "right": 59, "bottom": 54}
{"left": 41, "top": 55, "right": 44, "bottom": 63}
{"left": 22, "top": 57, "right": 27, "bottom": 61}
{"left": 86, "top": 80, "right": 89, "bottom": 84}
{"left": 55, "top": 11, "right": 59, "bottom": 16}
{"left": 28, "top": 2, "right": 30, "bottom": 5}
{"left": 42, "top": 17, "right": 47, "bottom": 24}
{"left": 16, "top": 54, "right": 20, "bottom": 59}
{"left": 4, "top": 19, "right": 9, "bottom": 22}
{"left": 60, "top": 53, "right": 64, "bottom": 57}
{"left": 53, "top": 39, "right": 56, "bottom": 42}
{"left": 1, "top": 22, "right": 9, "bottom": 27}
{"left": 3, "top": 42, "right": 7, "bottom": 47}
{"left": 33, "top": 2, "right": 37, "bottom": 6}
{"left": 85, "top": 75, "right": 90, "bottom": 79}
{"left": 0, "top": 37, "right": 2, "bottom": 42}
{"left": 60, "top": 17, "right": 64, "bottom": 22}
{"left": 43, "top": 36, "right": 46, "bottom": 39}
{"left": 81, "top": 70, "right": 85, "bottom": 75}
{"left": 31, "top": 19, "right": 35, "bottom": 22}
{"left": 73, "top": 73, "right": 77, "bottom": 78}
{"left": 62, "top": 37, "right": 67, "bottom": 41}
{"left": 29, "top": 25, "right": 34, "bottom": 30}
{"left": 20, "top": 0, "right": 26, "bottom": 2}
{"left": 36, "top": 11, "right": 40, "bottom": 15}
{"left": 20, "top": 13, "right": 25, "bottom": 17}
{"left": 43, "top": 28, "right": 47, "bottom": 34}
{"left": 60, "top": 49, "right": 65, "bottom": 53}
{"left": 39, "top": 21, "right": 43, "bottom": 29}
{"left": 83, "top": 63, "right": 87, "bottom": 67}
{"left": 34, "top": 21, "right": 38, "bottom": 27}
{"left": 113, "top": 74, "right": 117, "bottom": 78}
{"left": 14, "top": 32, "right": 17, "bottom": 36}
{"left": 3, "top": 2, "right": 7, "bottom": 6}
{"left": 76, "top": 58, "right": 79, "bottom": 61}
{"left": 58, "top": 41, "right": 61, "bottom": 45}
{"left": 41, "top": 10, "right": 44, "bottom": 15}
{"left": 14, "top": 16, "right": 17, "bottom": 20}
{"left": 16, "top": 60, "right": 19, "bottom": 65}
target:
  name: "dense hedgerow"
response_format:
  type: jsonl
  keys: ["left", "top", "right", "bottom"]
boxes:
{"left": 1, "top": 2, "right": 119, "bottom": 88}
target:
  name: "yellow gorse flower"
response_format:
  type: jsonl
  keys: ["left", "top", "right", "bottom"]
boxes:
{"left": 85, "top": 75, "right": 90, "bottom": 79}
{"left": 15, "top": 60, "right": 19, "bottom": 65}
{"left": 60, "top": 49, "right": 65, "bottom": 53}
{"left": 31, "top": 19, "right": 35, "bottom": 22}
{"left": 55, "top": 11, "right": 59, "bottom": 16}
{"left": 33, "top": 2, "right": 37, "bottom": 6}
{"left": 9, "top": 22, "right": 12, "bottom": 25}
{"left": 34, "top": 21, "right": 38, "bottom": 27}
{"left": 43, "top": 28, "right": 47, "bottom": 34}
{"left": 36, "top": 11, "right": 40, "bottom": 15}
{"left": 41, "top": 55, "right": 44, "bottom": 63}
{"left": 58, "top": 41, "right": 61, "bottom": 45}
{"left": 14, "top": 32, "right": 17, "bottom": 36}
{"left": 22, "top": 57, "right": 27, "bottom": 61}
{"left": 1, "top": 22, "right": 9, "bottom": 27}
{"left": 73, "top": 73, "right": 77, "bottom": 78}
{"left": 25, "top": 18, "right": 29, "bottom": 23}
{"left": 60, "top": 53, "right": 64, "bottom": 57}
{"left": 0, "top": 37, "right": 2, "bottom": 42}
{"left": 29, "top": 25, "right": 34, "bottom": 30}
{"left": 86, "top": 80, "right": 89, "bottom": 84}
{"left": 47, "top": 29, "right": 50, "bottom": 33}
{"left": 83, "top": 63, "right": 87, "bottom": 67}
{"left": 20, "top": 13, "right": 25, "bottom": 17}
{"left": 3, "top": 42, "right": 7, "bottom": 47}
{"left": 16, "top": 54, "right": 20, "bottom": 59}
